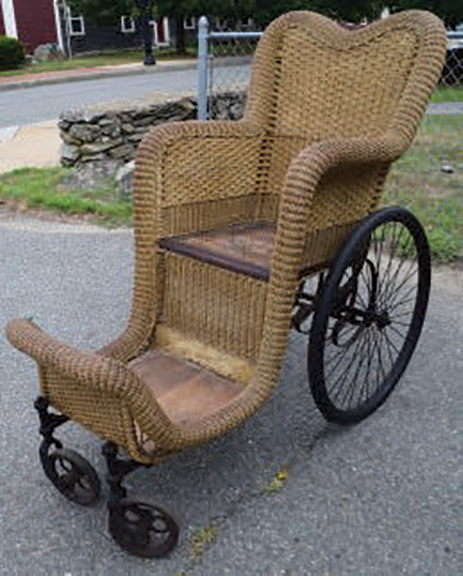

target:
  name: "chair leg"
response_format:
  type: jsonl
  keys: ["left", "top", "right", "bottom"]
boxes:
{"left": 35, "top": 396, "right": 101, "bottom": 506}
{"left": 102, "top": 442, "right": 179, "bottom": 559}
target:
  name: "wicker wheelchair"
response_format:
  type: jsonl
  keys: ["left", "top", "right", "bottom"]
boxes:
{"left": 7, "top": 10, "right": 446, "bottom": 558}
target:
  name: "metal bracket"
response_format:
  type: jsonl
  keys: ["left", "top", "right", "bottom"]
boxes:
{"left": 291, "top": 273, "right": 325, "bottom": 334}
{"left": 34, "top": 396, "right": 69, "bottom": 449}
{"left": 102, "top": 442, "right": 151, "bottom": 507}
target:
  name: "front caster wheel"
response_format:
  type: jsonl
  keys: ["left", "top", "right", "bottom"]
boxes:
{"left": 39, "top": 442, "right": 101, "bottom": 506}
{"left": 108, "top": 499, "right": 179, "bottom": 558}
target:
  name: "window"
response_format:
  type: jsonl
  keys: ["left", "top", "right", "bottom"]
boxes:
{"left": 184, "top": 16, "right": 196, "bottom": 30}
{"left": 121, "top": 15, "right": 135, "bottom": 33}
{"left": 67, "top": 9, "right": 85, "bottom": 36}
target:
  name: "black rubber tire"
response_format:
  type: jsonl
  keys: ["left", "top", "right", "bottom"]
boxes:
{"left": 108, "top": 498, "right": 179, "bottom": 559}
{"left": 308, "top": 207, "right": 431, "bottom": 424}
{"left": 39, "top": 442, "right": 101, "bottom": 506}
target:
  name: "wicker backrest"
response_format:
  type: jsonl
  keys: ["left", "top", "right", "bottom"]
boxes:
{"left": 245, "top": 11, "right": 446, "bottom": 221}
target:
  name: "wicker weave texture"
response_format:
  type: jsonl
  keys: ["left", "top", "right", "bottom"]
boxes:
{"left": 163, "top": 252, "right": 267, "bottom": 359}
{"left": 6, "top": 10, "right": 447, "bottom": 463}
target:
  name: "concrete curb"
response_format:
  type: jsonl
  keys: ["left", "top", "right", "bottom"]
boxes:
{"left": 0, "top": 60, "right": 199, "bottom": 92}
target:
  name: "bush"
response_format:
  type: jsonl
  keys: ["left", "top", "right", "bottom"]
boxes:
{"left": 0, "top": 36, "right": 26, "bottom": 70}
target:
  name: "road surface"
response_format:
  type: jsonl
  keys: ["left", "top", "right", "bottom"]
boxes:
{"left": 0, "top": 65, "right": 251, "bottom": 129}
{"left": 0, "top": 214, "right": 461, "bottom": 574}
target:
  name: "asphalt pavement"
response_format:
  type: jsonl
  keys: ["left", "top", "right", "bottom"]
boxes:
{"left": 0, "top": 214, "right": 461, "bottom": 575}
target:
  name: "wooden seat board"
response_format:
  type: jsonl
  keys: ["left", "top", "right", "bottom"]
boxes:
{"left": 159, "top": 222, "right": 276, "bottom": 281}
{"left": 129, "top": 350, "right": 243, "bottom": 427}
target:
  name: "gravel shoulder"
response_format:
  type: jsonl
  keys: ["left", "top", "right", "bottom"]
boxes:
{"left": 0, "top": 215, "right": 461, "bottom": 575}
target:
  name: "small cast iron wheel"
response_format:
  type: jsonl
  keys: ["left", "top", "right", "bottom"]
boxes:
{"left": 39, "top": 443, "right": 101, "bottom": 506}
{"left": 108, "top": 498, "right": 179, "bottom": 558}
{"left": 308, "top": 207, "right": 431, "bottom": 424}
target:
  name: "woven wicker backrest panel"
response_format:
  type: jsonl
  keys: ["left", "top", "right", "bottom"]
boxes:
{"left": 246, "top": 12, "right": 430, "bottom": 137}
{"left": 272, "top": 26, "right": 418, "bottom": 140}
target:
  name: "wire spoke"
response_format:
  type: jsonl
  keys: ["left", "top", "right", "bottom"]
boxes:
{"left": 383, "top": 264, "right": 418, "bottom": 308}
{"left": 328, "top": 335, "right": 366, "bottom": 403}
{"left": 331, "top": 329, "right": 368, "bottom": 403}
{"left": 356, "top": 327, "right": 374, "bottom": 403}
{"left": 380, "top": 327, "right": 396, "bottom": 368}
{"left": 346, "top": 329, "right": 374, "bottom": 408}
{"left": 387, "top": 323, "right": 408, "bottom": 340}
{"left": 343, "top": 330, "right": 371, "bottom": 409}
{"left": 382, "top": 327, "right": 401, "bottom": 356}
{"left": 390, "top": 294, "right": 417, "bottom": 311}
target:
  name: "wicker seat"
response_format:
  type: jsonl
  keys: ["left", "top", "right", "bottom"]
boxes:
{"left": 6, "top": 10, "right": 446, "bottom": 557}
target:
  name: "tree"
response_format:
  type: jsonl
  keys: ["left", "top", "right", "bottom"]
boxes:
{"left": 67, "top": 0, "right": 157, "bottom": 64}
{"left": 392, "top": 1, "right": 463, "bottom": 29}
{"left": 67, "top": 0, "right": 134, "bottom": 25}
{"left": 310, "top": 1, "right": 383, "bottom": 22}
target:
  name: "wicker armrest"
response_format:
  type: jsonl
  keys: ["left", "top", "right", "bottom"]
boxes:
{"left": 271, "top": 131, "right": 409, "bottom": 280}
{"left": 5, "top": 318, "right": 175, "bottom": 442}
{"left": 6, "top": 319, "right": 255, "bottom": 451}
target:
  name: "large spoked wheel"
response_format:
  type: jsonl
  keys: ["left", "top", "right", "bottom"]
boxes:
{"left": 308, "top": 207, "right": 431, "bottom": 425}
{"left": 39, "top": 442, "right": 101, "bottom": 506}
{"left": 108, "top": 499, "right": 179, "bottom": 558}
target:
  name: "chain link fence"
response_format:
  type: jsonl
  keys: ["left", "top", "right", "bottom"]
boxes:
{"left": 197, "top": 16, "right": 261, "bottom": 120}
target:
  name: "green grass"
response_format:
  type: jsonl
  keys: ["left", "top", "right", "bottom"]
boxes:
{"left": 0, "top": 47, "right": 196, "bottom": 77}
{"left": 189, "top": 525, "right": 218, "bottom": 560}
{"left": 430, "top": 86, "right": 463, "bottom": 104}
{"left": 260, "top": 469, "right": 288, "bottom": 495}
{"left": 386, "top": 114, "right": 463, "bottom": 261}
{"left": 0, "top": 167, "right": 131, "bottom": 226}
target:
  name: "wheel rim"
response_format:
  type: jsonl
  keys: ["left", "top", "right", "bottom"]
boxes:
{"left": 40, "top": 445, "right": 101, "bottom": 506}
{"left": 309, "top": 208, "right": 430, "bottom": 423}
{"left": 109, "top": 499, "right": 179, "bottom": 559}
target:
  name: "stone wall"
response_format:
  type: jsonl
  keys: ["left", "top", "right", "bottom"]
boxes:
{"left": 59, "top": 91, "right": 246, "bottom": 170}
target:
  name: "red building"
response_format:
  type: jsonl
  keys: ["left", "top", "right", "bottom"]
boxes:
{"left": 12, "top": 0, "right": 58, "bottom": 53}
{"left": 0, "top": 0, "right": 170, "bottom": 55}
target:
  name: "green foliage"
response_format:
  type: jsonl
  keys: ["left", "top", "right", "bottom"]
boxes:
{"left": 392, "top": 0, "right": 463, "bottom": 29}
{"left": 190, "top": 525, "right": 218, "bottom": 559}
{"left": 67, "top": 0, "right": 147, "bottom": 24}
{"left": 308, "top": 0, "right": 383, "bottom": 22}
{"left": 261, "top": 469, "right": 288, "bottom": 494}
{"left": 0, "top": 36, "right": 25, "bottom": 71}
{"left": 61, "top": 0, "right": 463, "bottom": 27}
{"left": 431, "top": 87, "right": 463, "bottom": 104}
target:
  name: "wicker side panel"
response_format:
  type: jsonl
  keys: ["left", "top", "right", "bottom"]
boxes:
{"left": 43, "top": 372, "right": 130, "bottom": 448}
{"left": 302, "top": 222, "right": 357, "bottom": 267}
{"left": 162, "top": 252, "right": 268, "bottom": 360}
{"left": 161, "top": 194, "right": 264, "bottom": 237}
{"left": 161, "top": 136, "right": 262, "bottom": 207}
